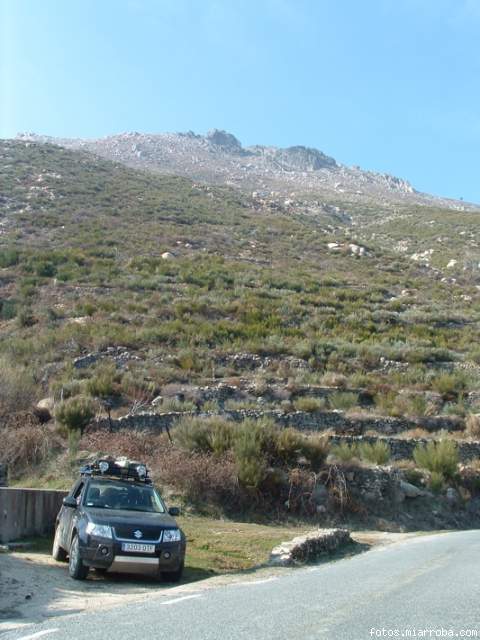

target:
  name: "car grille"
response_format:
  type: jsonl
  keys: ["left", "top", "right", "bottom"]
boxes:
{"left": 113, "top": 525, "right": 163, "bottom": 541}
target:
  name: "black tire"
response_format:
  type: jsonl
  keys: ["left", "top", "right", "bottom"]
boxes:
{"left": 161, "top": 561, "right": 184, "bottom": 583}
{"left": 68, "top": 534, "right": 89, "bottom": 580}
{"left": 52, "top": 527, "right": 67, "bottom": 562}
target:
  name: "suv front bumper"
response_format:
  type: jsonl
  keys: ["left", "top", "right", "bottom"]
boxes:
{"left": 79, "top": 536, "right": 185, "bottom": 573}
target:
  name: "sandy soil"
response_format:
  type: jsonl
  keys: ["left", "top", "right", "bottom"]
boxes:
{"left": 0, "top": 531, "right": 418, "bottom": 633}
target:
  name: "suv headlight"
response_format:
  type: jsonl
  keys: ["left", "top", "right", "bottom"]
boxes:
{"left": 86, "top": 522, "right": 113, "bottom": 539}
{"left": 163, "top": 529, "right": 181, "bottom": 543}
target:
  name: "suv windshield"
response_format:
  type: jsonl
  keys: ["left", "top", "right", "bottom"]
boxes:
{"left": 84, "top": 480, "right": 165, "bottom": 513}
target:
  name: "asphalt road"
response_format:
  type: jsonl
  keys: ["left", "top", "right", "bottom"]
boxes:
{"left": 3, "top": 530, "right": 480, "bottom": 640}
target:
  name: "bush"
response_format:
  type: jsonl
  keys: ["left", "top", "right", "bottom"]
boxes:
{"left": 86, "top": 363, "right": 119, "bottom": 398}
{"left": 0, "top": 247, "right": 20, "bottom": 268}
{"left": 0, "top": 359, "right": 37, "bottom": 414}
{"left": 55, "top": 396, "right": 96, "bottom": 433}
{"left": 174, "top": 417, "right": 329, "bottom": 488}
{"left": 413, "top": 439, "right": 459, "bottom": 479}
{"left": 428, "top": 471, "right": 445, "bottom": 493}
{"left": 330, "top": 442, "right": 359, "bottom": 463}
{"left": 17, "top": 307, "right": 36, "bottom": 328}
{"left": 358, "top": 441, "right": 391, "bottom": 465}
{"left": 174, "top": 416, "right": 233, "bottom": 454}
{"left": 300, "top": 435, "right": 330, "bottom": 472}
{"left": 233, "top": 419, "right": 271, "bottom": 488}
{"left": 432, "top": 373, "right": 468, "bottom": 399}
{"left": 328, "top": 392, "right": 359, "bottom": 411}
{"left": 293, "top": 397, "right": 326, "bottom": 412}
{"left": 2, "top": 425, "right": 59, "bottom": 476}
{"left": 160, "top": 398, "right": 197, "bottom": 413}
{"left": 0, "top": 298, "right": 18, "bottom": 320}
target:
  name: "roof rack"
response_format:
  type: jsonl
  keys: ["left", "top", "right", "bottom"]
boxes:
{"left": 80, "top": 457, "right": 152, "bottom": 484}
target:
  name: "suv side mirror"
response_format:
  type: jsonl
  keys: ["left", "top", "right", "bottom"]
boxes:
{"left": 168, "top": 506, "right": 180, "bottom": 517}
{"left": 63, "top": 496, "right": 77, "bottom": 509}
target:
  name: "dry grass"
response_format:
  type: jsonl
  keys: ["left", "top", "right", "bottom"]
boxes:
{"left": 466, "top": 414, "right": 480, "bottom": 439}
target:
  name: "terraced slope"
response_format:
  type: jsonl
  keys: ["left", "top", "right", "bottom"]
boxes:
{"left": 0, "top": 139, "right": 479, "bottom": 408}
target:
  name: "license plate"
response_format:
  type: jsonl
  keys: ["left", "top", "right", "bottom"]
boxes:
{"left": 121, "top": 543, "right": 155, "bottom": 554}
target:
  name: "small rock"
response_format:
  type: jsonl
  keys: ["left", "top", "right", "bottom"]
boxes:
{"left": 399, "top": 481, "right": 424, "bottom": 499}
{"left": 36, "top": 397, "right": 55, "bottom": 411}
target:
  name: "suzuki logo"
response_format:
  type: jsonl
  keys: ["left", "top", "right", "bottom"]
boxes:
{"left": 133, "top": 530, "right": 143, "bottom": 539}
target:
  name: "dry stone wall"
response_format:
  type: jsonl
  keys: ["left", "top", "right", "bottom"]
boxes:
{"left": 329, "top": 434, "right": 480, "bottom": 463}
{"left": 90, "top": 409, "right": 464, "bottom": 436}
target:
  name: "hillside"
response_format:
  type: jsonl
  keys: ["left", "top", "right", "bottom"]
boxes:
{"left": 17, "top": 130, "right": 475, "bottom": 211}
{"left": 1, "top": 138, "right": 480, "bottom": 529}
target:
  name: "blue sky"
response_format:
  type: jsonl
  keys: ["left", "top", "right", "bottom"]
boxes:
{"left": 1, "top": 0, "right": 479, "bottom": 202}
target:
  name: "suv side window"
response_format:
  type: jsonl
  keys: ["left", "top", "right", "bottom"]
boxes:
{"left": 73, "top": 481, "right": 85, "bottom": 505}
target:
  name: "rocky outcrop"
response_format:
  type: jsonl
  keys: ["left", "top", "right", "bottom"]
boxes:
{"left": 206, "top": 129, "right": 244, "bottom": 153}
{"left": 270, "top": 145, "right": 337, "bottom": 172}
{"left": 269, "top": 528, "right": 351, "bottom": 566}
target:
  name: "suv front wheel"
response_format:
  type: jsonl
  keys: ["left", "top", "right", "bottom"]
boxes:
{"left": 161, "top": 561, "right": 184, "bottom": 583}
{"left": 52, "top": 526, "right": 67, "bottom": 562}
{"left": 68, "top": 534, "right": 89, "bottom": 580}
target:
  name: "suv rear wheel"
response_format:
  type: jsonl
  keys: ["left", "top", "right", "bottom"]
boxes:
{"left": 52, "top": 526, "right": 67, "bottom": 562}
{"left": 68, "top": 534, "right": 89, "bottom": 580}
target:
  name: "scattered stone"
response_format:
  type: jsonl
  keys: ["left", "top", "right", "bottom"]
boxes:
{"left": 36, "top": 397, "right": 55, "bottom": 411}
{"left": 399, "top": 481, "right": 424, "bottom": 499}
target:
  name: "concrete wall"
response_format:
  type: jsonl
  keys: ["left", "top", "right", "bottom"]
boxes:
{"left": 0, "top": 488, "right": 67, "bottom": 544}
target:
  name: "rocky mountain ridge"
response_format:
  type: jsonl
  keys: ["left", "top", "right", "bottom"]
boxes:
{"left": 16, "top": 129, "right": 473, "bottom": 211}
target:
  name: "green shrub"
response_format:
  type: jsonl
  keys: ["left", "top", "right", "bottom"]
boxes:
{"left": 86, "top": 363, "right": 119, "bottom": 398}
{"left": 428, "top": 471, "right": 445, "bottom": 493}
{"left": 274, "top": 428, "right": 305, "bottom": 466}
{"left": 293, "top": 397, "right": 326, "bottom": 412}
{"left": 55, "top": 396, "right": 96, "bottom": 433}
{"left": 300, "top": 435, "right": 330, "bottom": 472}
{"left": 174, "top": 417, "right": 328, "bottom": 488}
{"left": 233, "top": 420, "right": 269, "bottom": 488}
{"left": 432, "top": 373, "right": 468, "bottom": 398}
{"left": 17, "top": 307, "right": 35, "bottom": 328}
{"left": 0, "top": 247, "right": 20, "bottom": 268}
{"left": 413, "top": 439, "right": 459, "bottom": 479}
{"left": 0, "top": 299, "right": 18, "bottom": 320}
{"left": 208, "top": 419, "right": 234, "bottom": 457}
{"left": 328, "top": 392, "right": 359, "bottom": 411}
{"left": 175, "top": 417, "right": 215, "bottom": 453}
{"left": 358, "top": 441, "right": 391, "bottom": 465}
{"left": 160, "top": 398, "right": 197, "bottom": 413}
{"left": 330, "top": 442, "right": 359, "bottom": 463}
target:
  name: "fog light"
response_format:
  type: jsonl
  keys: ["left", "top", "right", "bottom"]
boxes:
{"left": 101, "top": 546, "right": 109, "bottom": 555}
{"left": 163, "top": 551, "right": 171, "bottom": 559}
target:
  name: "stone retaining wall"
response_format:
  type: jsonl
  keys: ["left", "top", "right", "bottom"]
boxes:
{"left": 329, "top": 434, "right": 480, "bottom": 463}
{"left": 90, "top": 409, "right": 464, "bottom": 436}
